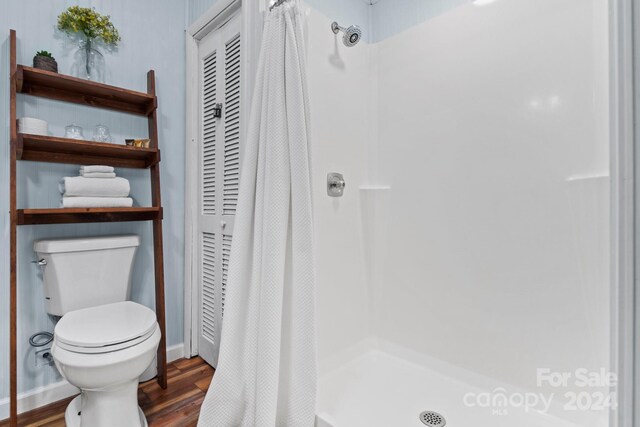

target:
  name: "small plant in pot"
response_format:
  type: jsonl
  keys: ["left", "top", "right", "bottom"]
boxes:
{"left": 33, "top": 51, "right": 58, "bottom": 73}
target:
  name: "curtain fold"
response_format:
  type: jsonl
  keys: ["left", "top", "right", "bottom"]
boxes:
{"left": 198, "top": 2, "right": 317, "bottom": 426}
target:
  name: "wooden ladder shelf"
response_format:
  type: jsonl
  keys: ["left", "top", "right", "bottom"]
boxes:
{"left": 7, "top": 30, "right": 168, "bottom": 427}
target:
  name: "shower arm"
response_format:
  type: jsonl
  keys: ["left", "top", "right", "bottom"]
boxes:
{"left": 331, "top": 22, "right": 346, "bottom": 35}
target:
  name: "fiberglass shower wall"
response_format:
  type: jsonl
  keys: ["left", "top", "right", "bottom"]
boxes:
{"left": 374, "top": 0, "right": 609, "bottom": 396}
{"left": 307, "top": 0, "right": 610, "bottom": 424}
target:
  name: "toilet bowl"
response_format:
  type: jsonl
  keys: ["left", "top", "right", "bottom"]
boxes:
{"left": 51, "top": 301, "right": 160, "bottom": 427}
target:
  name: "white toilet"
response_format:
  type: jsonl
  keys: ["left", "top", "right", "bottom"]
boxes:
{"left": 34, "top": 235, "right": 160, "bottom": 427}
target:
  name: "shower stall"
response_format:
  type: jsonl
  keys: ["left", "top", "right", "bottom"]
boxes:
{"left": 303, "top": 0, "right": 614, "bottom": 426}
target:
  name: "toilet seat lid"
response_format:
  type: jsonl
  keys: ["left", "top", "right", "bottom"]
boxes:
{"left": 55, "top": 301, "right": 157, "bottom": 351}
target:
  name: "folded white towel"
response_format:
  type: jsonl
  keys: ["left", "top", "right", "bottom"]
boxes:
{"left": 80, "top": 165, "right": 115, "bottom": 174}
{"left": 59, "top": 177, "right": 130, "bottom": 197}
{"left": 61, "top": 197, "right": 133, "bottom": 208}
{"left": 80, "top": 172, "right": 117, "bottom": 178}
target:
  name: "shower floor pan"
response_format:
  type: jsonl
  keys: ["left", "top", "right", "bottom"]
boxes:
{"left": 315, "top": 344, "right": 600, "bottom": 427}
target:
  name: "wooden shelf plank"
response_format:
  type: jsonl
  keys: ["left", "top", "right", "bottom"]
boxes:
{"left": 15, "top": 65, "right": 157, "bottom": 116}
{"left": 17, "top": 134, "right": 160, "bottom": 168}
{"left": 17, "top": 207, "right": 162, "bottom": 225}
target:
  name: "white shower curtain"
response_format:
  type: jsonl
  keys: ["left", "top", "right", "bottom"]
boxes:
{"left": 198, "top": 1, "right": 317, "bottom": 426}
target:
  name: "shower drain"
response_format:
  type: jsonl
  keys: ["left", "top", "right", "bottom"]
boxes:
{"left": 419, "top": 411, "right": 446, "bottom": 427}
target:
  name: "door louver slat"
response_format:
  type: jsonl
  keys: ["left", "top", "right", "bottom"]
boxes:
{"left": 202, "top": 51, "right": 217, "bottom": 216}
{"left": 221, "top": 234, "right": 232, "bottom": 318}
{"left": 223, "top": 34, "right": 241, "bottom": 216}
{"left": 201, "top": 233, "right": 217, "bottom": 343}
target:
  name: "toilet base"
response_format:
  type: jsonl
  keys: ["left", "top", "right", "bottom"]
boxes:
{"left": 65, "top": 395, "right": 147, "bottom": 427}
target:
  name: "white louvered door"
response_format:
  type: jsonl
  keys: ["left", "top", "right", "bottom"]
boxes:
{"left": 197, "top": 14, "right": 242, "bottom": 367}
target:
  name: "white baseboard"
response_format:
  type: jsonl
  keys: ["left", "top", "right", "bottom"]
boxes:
{"left": 0, "top": 379, "right": 80, "bottom": 420}
{"left": 167, "top": 343, "right": 185, "bottom": 363}
{"left": 16, "top": 380, "right": 79, "bottom": 415}
{"left": 0, "top": 343, "right": 185, "bottom": 419}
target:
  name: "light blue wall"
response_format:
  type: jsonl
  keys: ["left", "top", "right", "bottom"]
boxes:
{"left": 0, "top": 0, "right": 186, "bottom": 416}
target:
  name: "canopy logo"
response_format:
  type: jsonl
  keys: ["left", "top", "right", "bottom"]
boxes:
{"left": 463, "top": 388, "right": 553, "bottom": 416}
{"left": 462, "top": 368, "right": 617, "bottom": 416}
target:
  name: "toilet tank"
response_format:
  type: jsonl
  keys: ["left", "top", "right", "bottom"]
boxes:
{"left": 34, "top": 235, "right": 140, "bottom": 316}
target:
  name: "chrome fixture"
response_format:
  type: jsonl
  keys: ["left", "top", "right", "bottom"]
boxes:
{"left": 331, "top": 22, "right": 362, "bottom": 47}
{"left": 31, "top": 258, "right": 47, "bottom": 266}
{"left": 327, "top": 173, "right": 346, "bottom": 197}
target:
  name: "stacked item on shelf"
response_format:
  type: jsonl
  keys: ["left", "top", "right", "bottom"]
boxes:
{"left": 18, "top": 117, "right": 48, "bottom": 136}
{"left": 59, "top": 165, "right": 133, "bottom": 208}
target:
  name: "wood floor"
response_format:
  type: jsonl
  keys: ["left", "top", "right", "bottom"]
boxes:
{"left": 0, "top": 357, "right": 214, "bottom": 427}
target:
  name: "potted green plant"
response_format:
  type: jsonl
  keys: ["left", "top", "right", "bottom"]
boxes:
{"left": 33, "top": 51, "right": 58, "bottom": 73}
{"left": 57, "top": 6, "right": 121, "bottom": 81}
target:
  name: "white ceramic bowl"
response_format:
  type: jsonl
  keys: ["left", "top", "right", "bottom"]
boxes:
{"left": 18, "top": 117, "right": 48, "bottom": 127}
{"left": 18, "top": 117, "right": 48, "bottom": 135}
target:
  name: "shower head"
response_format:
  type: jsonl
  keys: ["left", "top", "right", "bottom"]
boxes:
{"left": 331, "top": 22, "right": 362, "bottom": 47}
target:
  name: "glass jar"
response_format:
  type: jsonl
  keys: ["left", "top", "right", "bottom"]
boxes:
{"left": 64, "top": 124, "right": 84, "bottom": 140}
{"left": 92, "top": 124, "right": 112, "bottom": 143}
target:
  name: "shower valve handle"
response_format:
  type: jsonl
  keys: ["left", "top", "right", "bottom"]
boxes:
{"left": 332, "top": 178, "right": 346, "bottom": 190}
{"left": 327, "top": 173, "right": 346, "bottom": 197}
